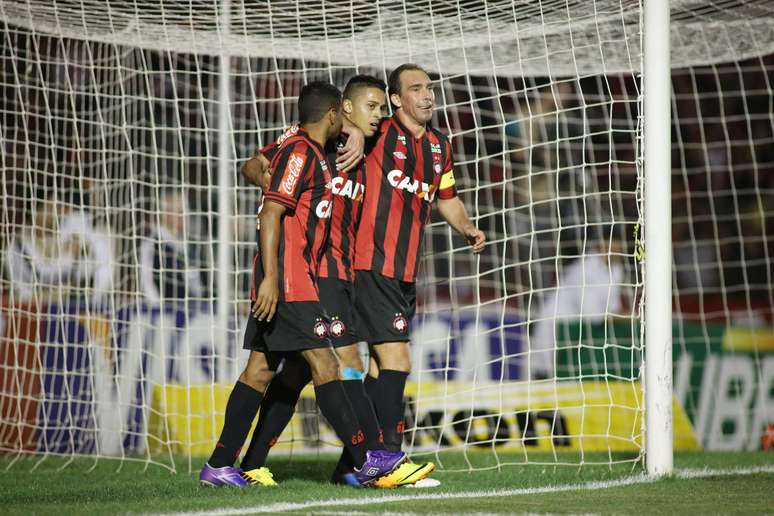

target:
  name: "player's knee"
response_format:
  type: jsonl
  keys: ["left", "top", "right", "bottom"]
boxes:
{"left": 336, "top": 346, "right": 364, "bottom": 373}
{"left": 341, "top": 366, "right": 366, "bottom": 381}
{"left": 373, "top": 343, "right": 411, "bottom": 373}
{"left": 312, "top": 362, "right": 340, "bottom": 384}
{"left": 339, "top": 352, "right": 366, "bottom": 381}
{"left": 386, "top": 358, "right": 411, "bottom": 374}
{"left": 239, "top": 364, "right": 274, "bottom": 392}
{"left": 367, "top": 357, "right": 380, "bottom": 378}
{"left": 303, "top": 348, "right": 341, "bottom": 385}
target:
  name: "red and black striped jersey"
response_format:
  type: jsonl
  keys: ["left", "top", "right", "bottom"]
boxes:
{"left": 354, "top": 115, "right": 457, "bottom": 283}
{"left": 258, "top": 129, "right": 333, "bottom": 302}
{"left": 262, "top": 126, "right": 366, "bottom": 283}
{"left": 259, "top": 125, "right": 300, "bottom": 159}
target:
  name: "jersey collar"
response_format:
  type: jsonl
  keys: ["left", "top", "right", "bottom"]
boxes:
{"left": 296, "top": 127, "right": 327, "bottom": 155}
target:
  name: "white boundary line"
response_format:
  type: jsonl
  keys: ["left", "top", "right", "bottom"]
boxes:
{"left": 156, "top": 466, "right": 774, "bottom": 516}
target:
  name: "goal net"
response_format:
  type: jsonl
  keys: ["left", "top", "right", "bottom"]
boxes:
{"left": 1, "top": 0, "right": 773, "bottom": 472}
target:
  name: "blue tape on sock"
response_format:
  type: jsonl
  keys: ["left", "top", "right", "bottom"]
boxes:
{"left": 342, "top": 367, "right": 366, "bottom": 381}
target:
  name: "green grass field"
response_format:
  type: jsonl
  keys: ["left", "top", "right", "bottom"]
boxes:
{"left": 2, "top": 452, "right": 772, "bottom": 515}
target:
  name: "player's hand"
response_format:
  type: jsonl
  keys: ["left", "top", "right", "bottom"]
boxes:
{"left": 336, "top": 126, "right": 365, "bottom": 172}
{"left": 261, "top": 169, "right": 272, "bottom": 191}
{"left": 463, "top": 226, "right": 486, "bottom": 254}
{"left": 253, "top": 277, "right": 279, "bottom": 321}
{"left": 243, "top": 153, "right": 270, "bottom": 186}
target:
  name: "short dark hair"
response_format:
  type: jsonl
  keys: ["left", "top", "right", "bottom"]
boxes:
{"left": 387, "top": 63, "right": 428, "bottom": 98}
{"left": 343, "top": 74, "right": 387, "bottom": 100}
{"left": 298, "top": 81, "right": 342, "bottom": 124}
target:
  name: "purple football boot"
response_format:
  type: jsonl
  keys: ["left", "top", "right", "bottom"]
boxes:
{"left": 353, "top": 450, "right": 407, "bottom": 486}
{"left": 199, "top": 463, "right": 248, "bottom": 487}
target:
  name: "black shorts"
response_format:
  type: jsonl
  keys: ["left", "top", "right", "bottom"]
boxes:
{"left": 353, "top": 270, "right": 416, "bottom": 345}
{"left": 318, "top": 277, "right": 358, "bottom": 348}
{"left": 243, "top": 300, "right": 332, "bottom": 357}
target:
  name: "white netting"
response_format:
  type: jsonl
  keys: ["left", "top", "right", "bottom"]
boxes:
{"left": 1, "top": 1, "right": 772, "bottom": 471}
{"left": 2, "top": 1, "right": 774, "bottom": 75}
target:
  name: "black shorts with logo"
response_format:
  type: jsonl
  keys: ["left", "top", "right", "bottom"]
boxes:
{"left": 353, "top": 270, "right": 416, "bottom": 345}
{"left": 318, "top": 277, "right": 358, "bottom": 348}
{"left": 243, "top": 300, "right": 332, "bottom": 359}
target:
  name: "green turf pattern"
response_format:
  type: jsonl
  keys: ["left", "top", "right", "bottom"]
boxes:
{"left": 1, "top": 452, "right": 772, "bottom": 515}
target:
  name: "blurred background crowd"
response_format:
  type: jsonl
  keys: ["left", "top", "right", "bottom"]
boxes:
{"left": 1, "top": 32, "right": 772, "bottom": 327}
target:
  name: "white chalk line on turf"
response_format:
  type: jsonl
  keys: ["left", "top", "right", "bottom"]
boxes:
{"left": 155, "top": 465, "right": 774, "bottom": 516}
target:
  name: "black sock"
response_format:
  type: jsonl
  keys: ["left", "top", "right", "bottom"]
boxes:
{"left": 342, "top": 379, "right": 383, "bottom": 451}
{"left": 364, "top": 375, "right": 379, "bottom": 411}
{"left": 209, "top": 381, "right": 263, "bottom": 468}
{"left": 364, "top": 374, "right": 383, "bottom": 446}
{"left": 372, "top": 369, "right": 408, "bottom": 452}
{"left": 315, "top": 380, "right": 367, "bottom": 468}
{"left": 240, "top": 378, "right": 304, "bottom": 471}
{"left": 334, "top": 448, "right": 353, "bottom": 473}
{"left": 334, "top": 379, "right": 384, "bottom": 471}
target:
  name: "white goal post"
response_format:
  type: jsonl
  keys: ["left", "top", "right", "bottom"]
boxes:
{"left": 1, "top": 1, "right": 773, "bottom": 474}
{"left": 643, "top": 0, "right": 672, "bottom": 477}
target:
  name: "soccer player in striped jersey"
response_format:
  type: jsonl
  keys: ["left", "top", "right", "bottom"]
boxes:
{"left": 353, "top": 64, "right": 485, "bottom": 460}
{"left": 238, "top": 75, "right": 435, "bottom": 488}
{"left": 200, "top": 81, "right": 405, "bottom": 488}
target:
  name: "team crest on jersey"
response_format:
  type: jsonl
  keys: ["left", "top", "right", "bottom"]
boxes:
{"left": 392, "top": 314, "right": 408, "bottom": 334}
{"left": 330, "top": 318, "right": 346, "bottom": 338}
{"left": 313, "top": 319, "right": 328, "bottom": 339}
{"left": 393, "top": 151, "right": 407, "bottom": 160}
{"left": 430, "top": 143, "right": 442, "bottom": 154}
{"left": 397, "top": 135, "right": 407, "bottom": 144}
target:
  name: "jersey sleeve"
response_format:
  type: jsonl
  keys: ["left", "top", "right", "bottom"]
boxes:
{"left": 259, "top": 141, "right": 279, "bottom": 162}
{"left": 437, "top": 138, "right": 457, "bottom": 200}
{"left": 259, "top": 124, "right": 300, "bottom": 162}
{"left": 263, "top": 141, "right": 312, "bottom": 211}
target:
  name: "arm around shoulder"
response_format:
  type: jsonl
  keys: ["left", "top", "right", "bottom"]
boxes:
{"left": 242, "top": 152, "right": 271, "bottom": 188}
